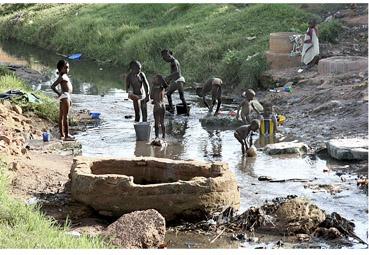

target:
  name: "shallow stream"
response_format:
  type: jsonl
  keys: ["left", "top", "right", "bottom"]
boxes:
{"left": 0, "top": 40, "right": 367, "bottom": 248}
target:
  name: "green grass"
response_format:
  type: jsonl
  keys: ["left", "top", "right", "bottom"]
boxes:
{"left": 0, "top": 3, "right": 317, "bottom": 90}
{"left": 0, "top": 159, "right": 110, "bottom": 248}
{"left": 0, "top": 70, "right": 58, "bottom": 121}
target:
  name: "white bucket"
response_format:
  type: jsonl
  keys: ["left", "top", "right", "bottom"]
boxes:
{"left": 134, "top": 122, "right": 151, "bottom": 141}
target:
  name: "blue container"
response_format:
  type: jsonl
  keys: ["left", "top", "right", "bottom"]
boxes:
{"left": 42, "top": 132, "right": 50, "bottom": 142}
{"left": 90, "top": 112, "right": 101, "bottom": 119}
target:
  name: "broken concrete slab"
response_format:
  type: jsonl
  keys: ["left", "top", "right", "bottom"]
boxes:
{"left": 326, "top": 138, "right": 368, "bottom": 160}
{"left": 264, "top": 141, "right": 308, "bottom": 155}
{"left": 103, "top": 209, "right": 166, "bottom": 248}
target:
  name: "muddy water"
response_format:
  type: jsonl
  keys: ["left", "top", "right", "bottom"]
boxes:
{"left": 0, "top": 40, "right": 367, "bottom": 248}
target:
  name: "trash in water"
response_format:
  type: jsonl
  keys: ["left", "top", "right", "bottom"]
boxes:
{"left": 89, "top": 112, "right": 101, "bottom": 119}
{"left": 67, "top": 53, "right": 82, "bottom": 60}
{"left": 124, "top": 115, "right": 133, "bottom": 119}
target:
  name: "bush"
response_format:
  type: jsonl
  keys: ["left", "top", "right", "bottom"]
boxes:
{"left": 319, "top": 20, "right": 343, "bottom": 43}
{"left": 0, "top": 73, "right": 58, "bottom": 122}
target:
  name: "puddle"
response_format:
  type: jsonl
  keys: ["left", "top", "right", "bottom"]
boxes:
{"left": 0, "top": 40, "right": 367, "bottom": 248}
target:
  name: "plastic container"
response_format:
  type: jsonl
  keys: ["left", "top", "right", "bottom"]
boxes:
{"left": 283, "top": 85, "right": 292, "bottom": 93}
{"left": 134, "top": 122, "right": 151, "bottom": 141}
{"left": 176, "top": 103, "right": 191, "bottom": 115}
{"left": 42, "top": 131, "right": 51, "bottom": 142}
{"left": 90, "top": 112, "right": 101, "bottom": 119}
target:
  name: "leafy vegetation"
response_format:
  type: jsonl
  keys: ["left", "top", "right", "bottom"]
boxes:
{"left": 0, "top": 3, "right": 316, "bottom": 90}
{"left": 319, "top": 20, "right": 343, "bottom": 43}
{"left": 0, "top": 70, "right": 58, "bottom": 121}
{"left": 0, "top": 158, "right": 110, "bottom": 248}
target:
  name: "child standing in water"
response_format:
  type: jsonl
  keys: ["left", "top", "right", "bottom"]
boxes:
{"left": 51, "top": 60, "right": 74, "bottom": 141}
{"left": 161, "top": 49, "right": 189, "bottom": 115}
{"left": 125, "top": 60, "right": 150, "bottom": 122}
{"left": 234, "top": 119, "right": 260, "bottom": 155}
{"left": 150, "top": 74, "right": 168, "bottom": 140}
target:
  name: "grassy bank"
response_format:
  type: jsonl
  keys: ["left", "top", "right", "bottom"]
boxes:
{"left": 0, "top": 158, "right": 109, "bottom": 248}
{"left": 0, "top": 3, "right": 317, "bottom": 90}
{"left": 0, "top": 66, "right": 58, "bottom": 121}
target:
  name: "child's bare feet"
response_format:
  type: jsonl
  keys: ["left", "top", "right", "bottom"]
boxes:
{"left": 64, "top": 135, "right": 75, "bottom": 141}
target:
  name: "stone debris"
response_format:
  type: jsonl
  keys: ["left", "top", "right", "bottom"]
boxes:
{"left": 264, "top": 141, "right": 308, "bottom": 155}
{"left": 103, "top": 209, "right": 166, "bottom": 249}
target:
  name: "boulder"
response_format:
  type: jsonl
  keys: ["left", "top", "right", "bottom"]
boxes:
{"left": 200, "top": 116, "right": 243, "bottom": 128}
{"left": 103, "top": 209, "right": 166, "bottom": 248}
{"left": 326, "top": 138, "right": 368, "bottom": 160}
{"left": 318, "top": 56, "right": 368, "bottom": 74}
{"left": 264, "top": 141, "right": 308, "bottom": 155}
{"left": 275, "top": 197, "right": 326, "bottom": 235}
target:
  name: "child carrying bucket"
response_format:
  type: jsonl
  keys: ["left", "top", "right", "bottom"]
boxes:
{"left": 125, "top": 60, "right": 150, "bottom": 122}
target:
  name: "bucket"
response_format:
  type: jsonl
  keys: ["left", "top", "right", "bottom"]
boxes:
{"left": 42, "top": 132, "right": 50, "bottom": 142}
{"left": 90, "top": 112, "right": 101, "bottom": 119}
{"left": 134, "top": 122, "right": 151, "bottom": 141}
{"left": 176, "top": 103, "right": 191, "bottom": 115}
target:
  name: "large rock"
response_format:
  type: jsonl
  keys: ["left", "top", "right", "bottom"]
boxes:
{"left": 264, "top": 141, "right": 308, "bottom": 155}
{"left": 275, "top": 197, "right": 326, "bottom": 235}
{"left": 199, "top": 116, "right": 243, "bottom": 128}
{"left": 326, "top": 138, "right": 368, "bottom": 160}
{"left": 318, "top": 56, "right": 368, "bottom": 75}
{"left": 103, "top": 209, "right": 165, "bottom": 248}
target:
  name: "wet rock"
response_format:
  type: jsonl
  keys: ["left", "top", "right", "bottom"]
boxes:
{"left": 326, "top": 138, "right": 368, "bottom": 160}
{"left": 258, "top": 176, "right": 273, "bottom": 181}
{"left": 103, "top": 209, "right": 166, "bottom": 249}
{"left": 264, "top": 141, "right": 308, "bottom": 155}
{"left": 199, "top": 116, "right": 243, "bottom": 128}
{"left": 12, "top": 104, "right": 22, "bottom": 115}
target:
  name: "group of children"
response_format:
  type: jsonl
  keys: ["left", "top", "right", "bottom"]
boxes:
{"left": 51, "top": 49, "right": 279, "bottom": 155}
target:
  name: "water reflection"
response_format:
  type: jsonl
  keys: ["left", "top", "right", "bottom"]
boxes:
{"left": 203, "top": 129, "right": 222, "bottom": 159}
{"left": 257, "top": 135, "right": 276, "bottom": 147}
{"left": 236, "top": 155, "right": 257, "bottom": 177}
{"left": 0, "top": 39, "right": 124, "bottom": 95}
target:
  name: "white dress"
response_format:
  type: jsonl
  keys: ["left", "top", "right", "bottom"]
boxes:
{"left": 301, "top": 28, "right": 319, "bottom": 65}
